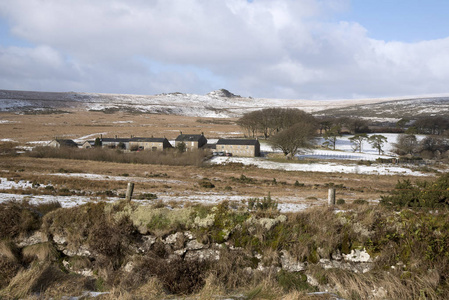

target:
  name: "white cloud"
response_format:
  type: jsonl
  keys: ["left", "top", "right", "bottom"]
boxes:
{"left": 0, "top": 0, "right": 448, "bottom": 99}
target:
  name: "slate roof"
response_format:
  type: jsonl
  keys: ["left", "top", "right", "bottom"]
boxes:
{"left": 130, "top": 137, "right": 167, "bottom": 143}
{"left": 175, "top": 134, "right": 205, "bottom": 142}
{"left": 55, "top": 139, "right": 78, "bottom": 147}
{"left": 100, "top": 138, "right": 131, "bottom": 143}
{"left": 216, "top": 139, "right": 259, "bottom": 145}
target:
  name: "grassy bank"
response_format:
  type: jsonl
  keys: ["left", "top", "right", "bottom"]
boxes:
{"left": 1, "top": 196, "right": 449, "bottom": 299}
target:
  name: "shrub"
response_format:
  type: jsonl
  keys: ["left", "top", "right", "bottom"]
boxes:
{"left": 247, "top": 193, "right": 278, "bottom": 212}
{"left": 294, "top": 180, "right": 304, "bottom": 187}
{"left": 336, "top": 199, "right": 346, "bottom": 205}
{"left": 380, "top": 173, "right": 449, "bottom": 208}
{"left": 199, "top": 179, "right": 215, "bottom": 189}
{"left": 353, "top": 199, "right": 368, "bottom": 205}
{"left": 231, "top": 174, "right": 256, "bottom": 184}
{"left": 137, "top": 193, "right": 157, "bottom": 200}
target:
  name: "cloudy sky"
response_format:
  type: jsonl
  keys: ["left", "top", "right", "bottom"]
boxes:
{"left": 1, "top": 0, "right": 449, "bottom": 99}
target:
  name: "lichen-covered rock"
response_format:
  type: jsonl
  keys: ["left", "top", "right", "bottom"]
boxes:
{"left": 164, "top": 232, "right": 185, "bottom": 249}
{"left": 280, "top": 250, "right": 307, "bottom": 272}
{"left": 186, "top": 240, "right": 206, "bottom": 251}
{"left": 343, "top": 248, "right": 371, "bottom": 263}
{"left": 62, "top": 244, "right": 91, "bottom": 257}
{"left": 185, "top": 249, "right": 220, "bottom": 262}
{"left": 52, "top": 234, "right": 67, "bottom": 245}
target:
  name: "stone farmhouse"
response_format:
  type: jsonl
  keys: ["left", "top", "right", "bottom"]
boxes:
{"left": 129, "top": 137, "right": 173, "bottom": 151}
{"left": 49, "top": 132, "right": 261, "bottom": 157}
{"left": 48, "top": 139, "right": 78, "bottom": 148}
{"left": 216, "top": 139, "right": 260, "bottom": 157}
{"left": 175, "top": 132, "right": 208, "bottom": 151}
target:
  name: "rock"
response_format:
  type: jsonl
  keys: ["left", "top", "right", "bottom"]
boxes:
{"left": 280, "top": 250, "right": 307, "bottom": 272}
{"left": 343, "top": 248, "right": 372, "bottom": 263}
{"left": 185, "top": 249, "right": 220, "bottom": 262}
{"left": 174, "top": 249, "right": 186, "bottom": 256}
{"left": 184, "top": 231, "right": 195, "bottom": 240}
{"left": 318, "top": 258, "right": 373, "bottom": 274}
{"left": 124, "top": 262, "right": 134, "bottom": 273}
{"left": 63, "top": 245, "right": 91, "bottom": 257}
{"left": 331, "top": 249, "right": 343, "bottom": 261}
{"left": 16, "top": 231, "right": 48, "bottom": 247}
{"left": 137, "top": 235, "right": 156, "bottom": 253}
{"left": 186, "top": 240, "right": 206, "bottom": 251}
{"left": 164, "top": 232, "right": 185, "bottom": 249}
{"left": 52, "top": 234, "right": 67, "bottom": 245}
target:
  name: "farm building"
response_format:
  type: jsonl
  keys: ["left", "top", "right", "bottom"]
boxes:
{"left": 216, "top": 139, "right": 260, "bottom": 157}
{"left": 100, "top": 137, "right": 132, "bottom": 149}
{"left": 129, "top": 137, "right": 173, "bottom": 151}
{"left": 48, "top": 139, "right": 78, "bottom": 148}
{"left": 175, "top": 132, "right": 208, "bottom": 151}
{"left": 80, "top": 141, "right": 95, "bottom": 149}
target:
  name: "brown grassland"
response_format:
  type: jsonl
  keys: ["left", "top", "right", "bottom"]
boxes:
{"left": 0, "top": 110, "right": 433, "bottom": 205}
{"left": 1, "top": 110, "right": 448, "bottom": 299}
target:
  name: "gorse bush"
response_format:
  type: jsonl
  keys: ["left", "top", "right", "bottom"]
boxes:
{"left": 381, "top": 173, "right": 449, "bottom": 207}
{"left": 247, "top": 193, "right": 278, "bottom": 212}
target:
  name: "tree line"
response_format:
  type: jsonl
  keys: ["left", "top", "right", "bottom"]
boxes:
{"left": 237, "top": 108, "right": 449, "bottom": 160}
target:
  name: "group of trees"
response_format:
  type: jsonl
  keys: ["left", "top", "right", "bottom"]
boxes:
{"left": 238, "top": 108, "right": 318, "bottom": 159}
{"left": 394, "top": 134, "right": 449, "bottom": 159}
{"left": 318, "top": 117, "right": 370, "bottom": 135}
{"left": 237, "top": 108, "right": 317, "bottom": 139}
{"left": 409, "top": 116, "right": 449, "bottom": 135}
{"left": 237, "top": 108, "right": 449, "bottom": 160}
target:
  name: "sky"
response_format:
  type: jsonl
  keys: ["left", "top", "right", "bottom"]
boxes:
{"left": 1, "top": 0, "right": 449, "bottom": 100}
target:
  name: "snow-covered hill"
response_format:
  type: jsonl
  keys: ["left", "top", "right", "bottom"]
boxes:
{"left": 1, "top": 88, "right": 449, "bottom": 119}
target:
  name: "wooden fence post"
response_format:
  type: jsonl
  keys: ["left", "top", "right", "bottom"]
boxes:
{"left": 328, "top": 188, "right": 336, "bottom": 206}
{"left": 126, "top": 182, "right": 134, "bottom": 201}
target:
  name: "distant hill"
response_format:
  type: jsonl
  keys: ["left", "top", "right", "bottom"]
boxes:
{"left": 1, "top": 89, "right": 448, "bottom": 120}
{"left": 316, "top": 97, "right": 449, "bottom": 119}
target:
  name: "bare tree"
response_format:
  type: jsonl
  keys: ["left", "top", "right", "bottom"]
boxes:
{"left": 237, "top": 108, "right": 316, "bottom": 139}
{"left": 393, "top": 134, "right": 417, "bottom": 155}
{"left": 269, "top": 121, "right": 317, "bottom": 159}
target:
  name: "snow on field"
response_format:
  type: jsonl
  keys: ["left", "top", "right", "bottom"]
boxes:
{"left": 49, "top": 173, "right": 185, "bottom": 184}
{"left": 210, "top": 157, "right": 426, "bottom": 176}
{"left": 0, "top": 177, "right": 312, "bottom": 213}
{"left": 261, "top": 133, "right": 428, "bottom": 161}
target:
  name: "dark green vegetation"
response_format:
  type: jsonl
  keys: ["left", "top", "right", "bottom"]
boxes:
{"left": 381, "top": 173, "right": 449, "bottom": 208}
{"left": 1, "top": 173, "right": 449, "bottom": 299}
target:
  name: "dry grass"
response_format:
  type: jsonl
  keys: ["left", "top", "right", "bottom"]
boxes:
{"left": 0, "top": 111, "right": 240, "bottom": 144}
{"left": 22, "top": 242, "right": 59, "bottom": 263}
{"left": 1, "top": 262, "right": 65, "bottom": 298}
{"left": 323, "top": 269, "right": 441, "bottom": 300}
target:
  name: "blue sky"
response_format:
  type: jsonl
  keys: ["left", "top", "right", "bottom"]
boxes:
{"left": 342, "top": 0, "right": 449, "bottom": 42}
{"left": 1, "top": 0, "right": 449, "bottom": 100}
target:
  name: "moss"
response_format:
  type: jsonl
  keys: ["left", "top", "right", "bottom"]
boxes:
{"left": 307, "top": 248, "right": 319, "bottom": 264}
{"left": 276, "top": 270, "right": 316, "bottom": 292}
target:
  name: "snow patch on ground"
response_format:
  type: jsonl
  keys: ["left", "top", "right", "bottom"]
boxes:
{"left": 210, "top": 157, "right": 426, "bottom": 176}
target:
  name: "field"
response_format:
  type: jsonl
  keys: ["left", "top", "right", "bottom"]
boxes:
{"left": 2, "top": 110, "right": 449, "bottom": 299}
{"left": 0, "top": 110, "right": 439, "bottom": 211}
